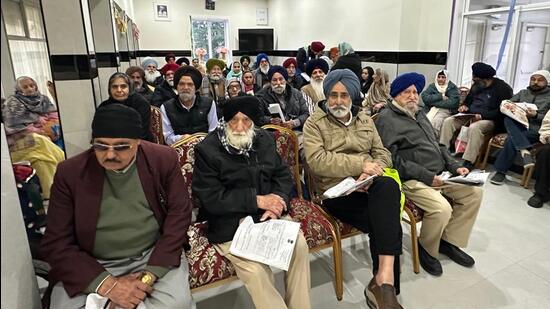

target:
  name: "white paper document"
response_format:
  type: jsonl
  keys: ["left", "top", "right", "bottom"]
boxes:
{"left": 515, "top": 102, "right": 538, "bottom": 111}
{"left": 452, "top": 113, "right": 477, "bottom": 118}
{"left": 268, "top": 103, "right": 286, "bottom": 120}
{"left": 229, "top": 216, "right": 301, "bottom": 271}
{"left": 440, "top": 171, "right": 490, "bottom": 186}
{"left": 322, "top": 175, "right": 377, "bottom": 199}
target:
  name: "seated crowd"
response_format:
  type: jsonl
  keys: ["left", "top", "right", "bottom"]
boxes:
{"left": 3, "top": 40, "right": 550, "bottom": 309}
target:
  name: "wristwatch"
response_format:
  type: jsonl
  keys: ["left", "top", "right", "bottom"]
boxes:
{"left": 139, "top": 272, "right": 155, "bottom": 286}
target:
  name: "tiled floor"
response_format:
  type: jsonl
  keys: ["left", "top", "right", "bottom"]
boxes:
{"left": 194, "top": 172, "right": 550, "bottom": 308}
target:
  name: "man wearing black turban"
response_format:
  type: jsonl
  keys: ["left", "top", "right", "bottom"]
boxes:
{"left": 193, "top": 96, "right": 312, "bottom": 309}
{"left": 303, "top": 69, "right": 404, "bottom": 308}
{"left": 42, "top": 104, "right": 194, "bottom": 309}
{"left": 440, "top": 62, "right": 513, "bottom": 169}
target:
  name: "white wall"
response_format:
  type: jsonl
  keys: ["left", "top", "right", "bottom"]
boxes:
{"left": 399, "top": 0, "right": 453, "bottom": 51}
{"left": 268, "top": 0, "right": 402, "bottom": 51}
{"left": 133, "top": 0, "right": 268, "bottom": 51}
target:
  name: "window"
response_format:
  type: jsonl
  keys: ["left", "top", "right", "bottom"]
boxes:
{"left": 3, "top": 0, "right": 52, "bottom": 101}
{"left": 190, "top": 17, "right": 230, "bottom": 63}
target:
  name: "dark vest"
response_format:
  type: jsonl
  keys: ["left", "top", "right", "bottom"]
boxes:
{"left": 163, "top": 96, "right": 212, "bottom": 135}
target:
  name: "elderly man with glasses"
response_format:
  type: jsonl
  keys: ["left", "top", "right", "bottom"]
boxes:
{"left": 42, "top": 103, "right": 195, "bottom": 309}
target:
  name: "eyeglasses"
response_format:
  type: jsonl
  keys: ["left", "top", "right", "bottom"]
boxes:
{"left": 92, "top": 143, "right": 133, "bottom": 152}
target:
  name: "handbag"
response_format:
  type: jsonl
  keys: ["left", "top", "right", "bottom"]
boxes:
{"left": 454, "top": 125, "right": 470, "bottom": 154}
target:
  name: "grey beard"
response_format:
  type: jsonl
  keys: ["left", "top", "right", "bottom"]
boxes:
{"left": 260, "top": 66, "right": 269, "bottom": 75}
{"left": 328, "top": 106, "right": 349, "bottom": 118}
{"left": 210, "top": 75, "right": 221, "bottom": 82}
{"left": 310, "top": 79, "right": 325, "bottom": 100}
{"left": 145, "top": 70, "right": 161, "bottom": 83}
{"left": 167, "top": 80, "right": 174, "bottom": 87}
{"left": 179, "top": 92, "right": 195, "bottom": 102}
{"left": 226, "top": 124, "right": 255, "bottom": 149}
{"left": 272, "top": 85, "right": 285, "bottom": 95}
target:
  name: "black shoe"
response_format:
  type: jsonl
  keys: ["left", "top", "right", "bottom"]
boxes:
{"left": 439, "top": 239, "right": 475, "bottom": 267}
{"left": 490, "top": 172, "right": 506, "bottom": 185}
{"left": 521, "top": 152, "right": 535, "bottom": 168}
{"left": 527, "top": 194, "right": 545, "bottom": 208}
{"left": 418, "top": 241, "right": 442, "bottom": 276}
{"left": 463, "top": 160, "right": 475, "bottom": 171}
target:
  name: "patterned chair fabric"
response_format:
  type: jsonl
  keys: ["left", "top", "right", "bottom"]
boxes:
{"left": 288, "top": 198, "right": 335, "bottom": 248}
{"left": 150, "top": 106, "right": 164, "bottom": 144}
{"left": 172, "top": 134, "right": 206, "bottom": 202}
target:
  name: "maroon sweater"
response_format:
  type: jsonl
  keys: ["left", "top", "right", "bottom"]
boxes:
{"left": 41, "top": 141, "right": 192, "bottom": 296}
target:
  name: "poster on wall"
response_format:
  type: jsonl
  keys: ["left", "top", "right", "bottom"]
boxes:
{"left": 154, "top": 1, "right": 170, "bottom": 21}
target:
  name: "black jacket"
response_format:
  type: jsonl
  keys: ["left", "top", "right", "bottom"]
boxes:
{"left": 332, "top": 53, "right": 362, "bottom": 82}
{"left": 375, "top": 102, "right": 462, "bottom": 186}
{"left": 192, "top": 129, "right": 292, "bottom": 244}
{"left": 464, "top": 77, "right": 513, "bottom": 133}
{"left": 135, "top": 86, "right": 154, "bottom": 103}
{"left": 256, "top": 84, "right": 310, "bottom": 128}
{"left": 98, "top": 93, "right": 154, "bottom": 142}
{"left": 151, "top": 80, "right": 177, "bottom": 107}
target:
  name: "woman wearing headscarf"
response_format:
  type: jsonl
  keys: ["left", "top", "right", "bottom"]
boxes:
{"left": 361, "top": 66, "right": 375, "bottom": 95}
{"left": 98, "top": 72, "right": 154, "bottom": 142}
{"left": 3, "top": 76, "right": 65, "bottom": 198}
{"left": 420, "top": 69, "right": 459, "bottom": 137}
{"left": 331, "top": 42, "right": 363, "bottom": 83}
{"left": 362, "top": 68, "right": 391, "bottom": 115}
{"left": 241, "top": 71, "right": 260, "bottom": 95}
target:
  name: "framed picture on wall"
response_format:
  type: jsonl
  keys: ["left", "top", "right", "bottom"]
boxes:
{"left": 154, "top": 2, "right": 170, "bottom": 21}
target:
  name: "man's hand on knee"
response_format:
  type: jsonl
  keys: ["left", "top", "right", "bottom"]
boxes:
{"left": 103, "top": 273, "right": 153, "bottom": 309}
{"left": 257, "top": 194, "right": 286, "bottom": 216}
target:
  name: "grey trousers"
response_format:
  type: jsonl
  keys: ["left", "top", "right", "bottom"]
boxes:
{"left": 50, "top": 248, "right": 195, "bottom": 309}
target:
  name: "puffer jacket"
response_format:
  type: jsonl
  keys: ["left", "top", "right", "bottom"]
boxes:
{"left": 421, "top": 81, "right": 460, "bottom": 113}
{"left": 303, "top": 101, "right": 392, "bottom": 193}
{"left": 256, "top": 84, "right": 310, "bottom": 128}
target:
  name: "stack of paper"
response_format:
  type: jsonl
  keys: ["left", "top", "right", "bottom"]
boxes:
{"left": 440, "top": 171, "right": 489, "bottom": 186}
{"left": 322, "top": 175, "right": 377, "bottom": 199}
{"left": 230, "top": 216, "right": 300, "bottom": 271}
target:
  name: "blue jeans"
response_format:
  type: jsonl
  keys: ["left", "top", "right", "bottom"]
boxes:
{"left": 494, "top": 117, "right": 539, "bottom": 174}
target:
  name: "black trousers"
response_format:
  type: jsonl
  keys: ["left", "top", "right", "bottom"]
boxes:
{"left": 535, "top": 145, "right": 550, "bottom": 198}
{"left": 323, "top": 176, "right": 403, "bottom": 293}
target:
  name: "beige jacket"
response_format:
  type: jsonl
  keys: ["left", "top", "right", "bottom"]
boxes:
{"left": 540, "top": 110, "right": 550, "bottom": 144}
{"left": 303, "top": 103, "right": 392, "bottom": 193}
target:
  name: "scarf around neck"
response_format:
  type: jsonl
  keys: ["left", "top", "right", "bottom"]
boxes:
{"left": 216, "top": 120, "right": 254, "bottom": 157}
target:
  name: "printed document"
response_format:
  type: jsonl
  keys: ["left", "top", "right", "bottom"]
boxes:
{"left": 322, "top": 175, "right": 377, "bottom": 199}
{"left": 268, "top": 104, "right": 286, "bottom": 120}
{"left": 439, "top": 171, "right": 490, "bottom": 186}
{"left": 230, "top": 216, "right": 300, "bottom": 271}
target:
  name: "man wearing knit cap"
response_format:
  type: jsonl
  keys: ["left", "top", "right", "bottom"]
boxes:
{"left": 43, "top": 104, "right": 195, "bottom": 309}
{"left": 193, "top": 96, "right": 311, "bottom": 309}
{"left": 239, "top": 55, "right": 252, "bottom": 72}
{"left": 126, "top": 66, "right": 153, "bottom": 102}
{"left": 303, "top": 68, "right": 404, "bottom": 308}
{"left": 200, "top": 58, "right": 227, "bottom": 108}
{"left": 141, "top": 56, "right": 162, "bottom": 87}
{"left": 161, "top": 66, "right": 218, "bottom": 145}
{"left": 253, "top": 53, "right": 271, "bottom": 88}
{"left": 150, "top": 63, "right": 179, "bottom": 107}
{"left": 256, "top": 65, "right": 310, "bottom": 129}
{"left": 283, "top": 58, "right": 306, "bottom": 90}
{"left": 440, "top": 62, "right": 513, "bottom": 170}
{"left": 310, "top": 41, "right": 325, "bottom": 58}
{"left": 376, "top": 72, "right": 482, "bottom": 277}
{"left": 301, "top": 59, "right": 329, "bottom": 107}
{"left": 490, "top": 69, "right": 550, "bottom": 185}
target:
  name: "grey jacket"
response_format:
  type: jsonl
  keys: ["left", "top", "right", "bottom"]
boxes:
{"left": 510, "top": 86, "right": 550, "bottom": 132}
{"left": 421, "top": 81, "right": 460, "bottom": 113}
{"left": 375, "top": 101, "right": 462, "bottom": 185}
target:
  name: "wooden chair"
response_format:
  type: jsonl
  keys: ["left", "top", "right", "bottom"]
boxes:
{"left": 172, "top": 130, "right": 339, "bottom": 297}
{"left": 480, "top": 133, "right": 540, "bottom": 188}
{"left": 149, "top": 105, "right": 164, "bottom": 144}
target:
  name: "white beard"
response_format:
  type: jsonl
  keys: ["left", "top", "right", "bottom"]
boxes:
{"left": 145, "top": 70, "right": 161, "bottom": 83}
{"left": 328, "top": 104, "right": 350, "bottom": 118}
{"left": 310, "top": 79, "right": 325, "bottom": 100}
{"left": 260, "top": 65, "right": 269, "bottom": 75}
{"left": 226, "top": 124, "right": 255, "bottom": 149}
{"left": 167, "top": 80, "right": 174, "bottom": 87}
{"left": 272, "top": 85, "right": 285, "bottom": 95}
{"left": 179, "top": 92, "right": 195, "bottom": 102}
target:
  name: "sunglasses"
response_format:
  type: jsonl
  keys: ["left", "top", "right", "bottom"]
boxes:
{"left": 92, "top": 143, "right": 133, "bottom": 152}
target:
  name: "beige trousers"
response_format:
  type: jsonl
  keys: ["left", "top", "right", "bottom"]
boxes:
{"left": 403, "top": 180, "right": 483, "bottom": 257}
{"left": 215, "top": 232, "right": 311, "bottom": 309}
{"left": 439, "top": 117, "right": 495, "bottom": 162}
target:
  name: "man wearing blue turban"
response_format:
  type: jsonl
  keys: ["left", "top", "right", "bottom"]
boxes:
{"left": 376, "top": 72, "right": 483, "bottom": 278}
{"left": 303, "top": 69, "right": 404, "bottom": 308}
